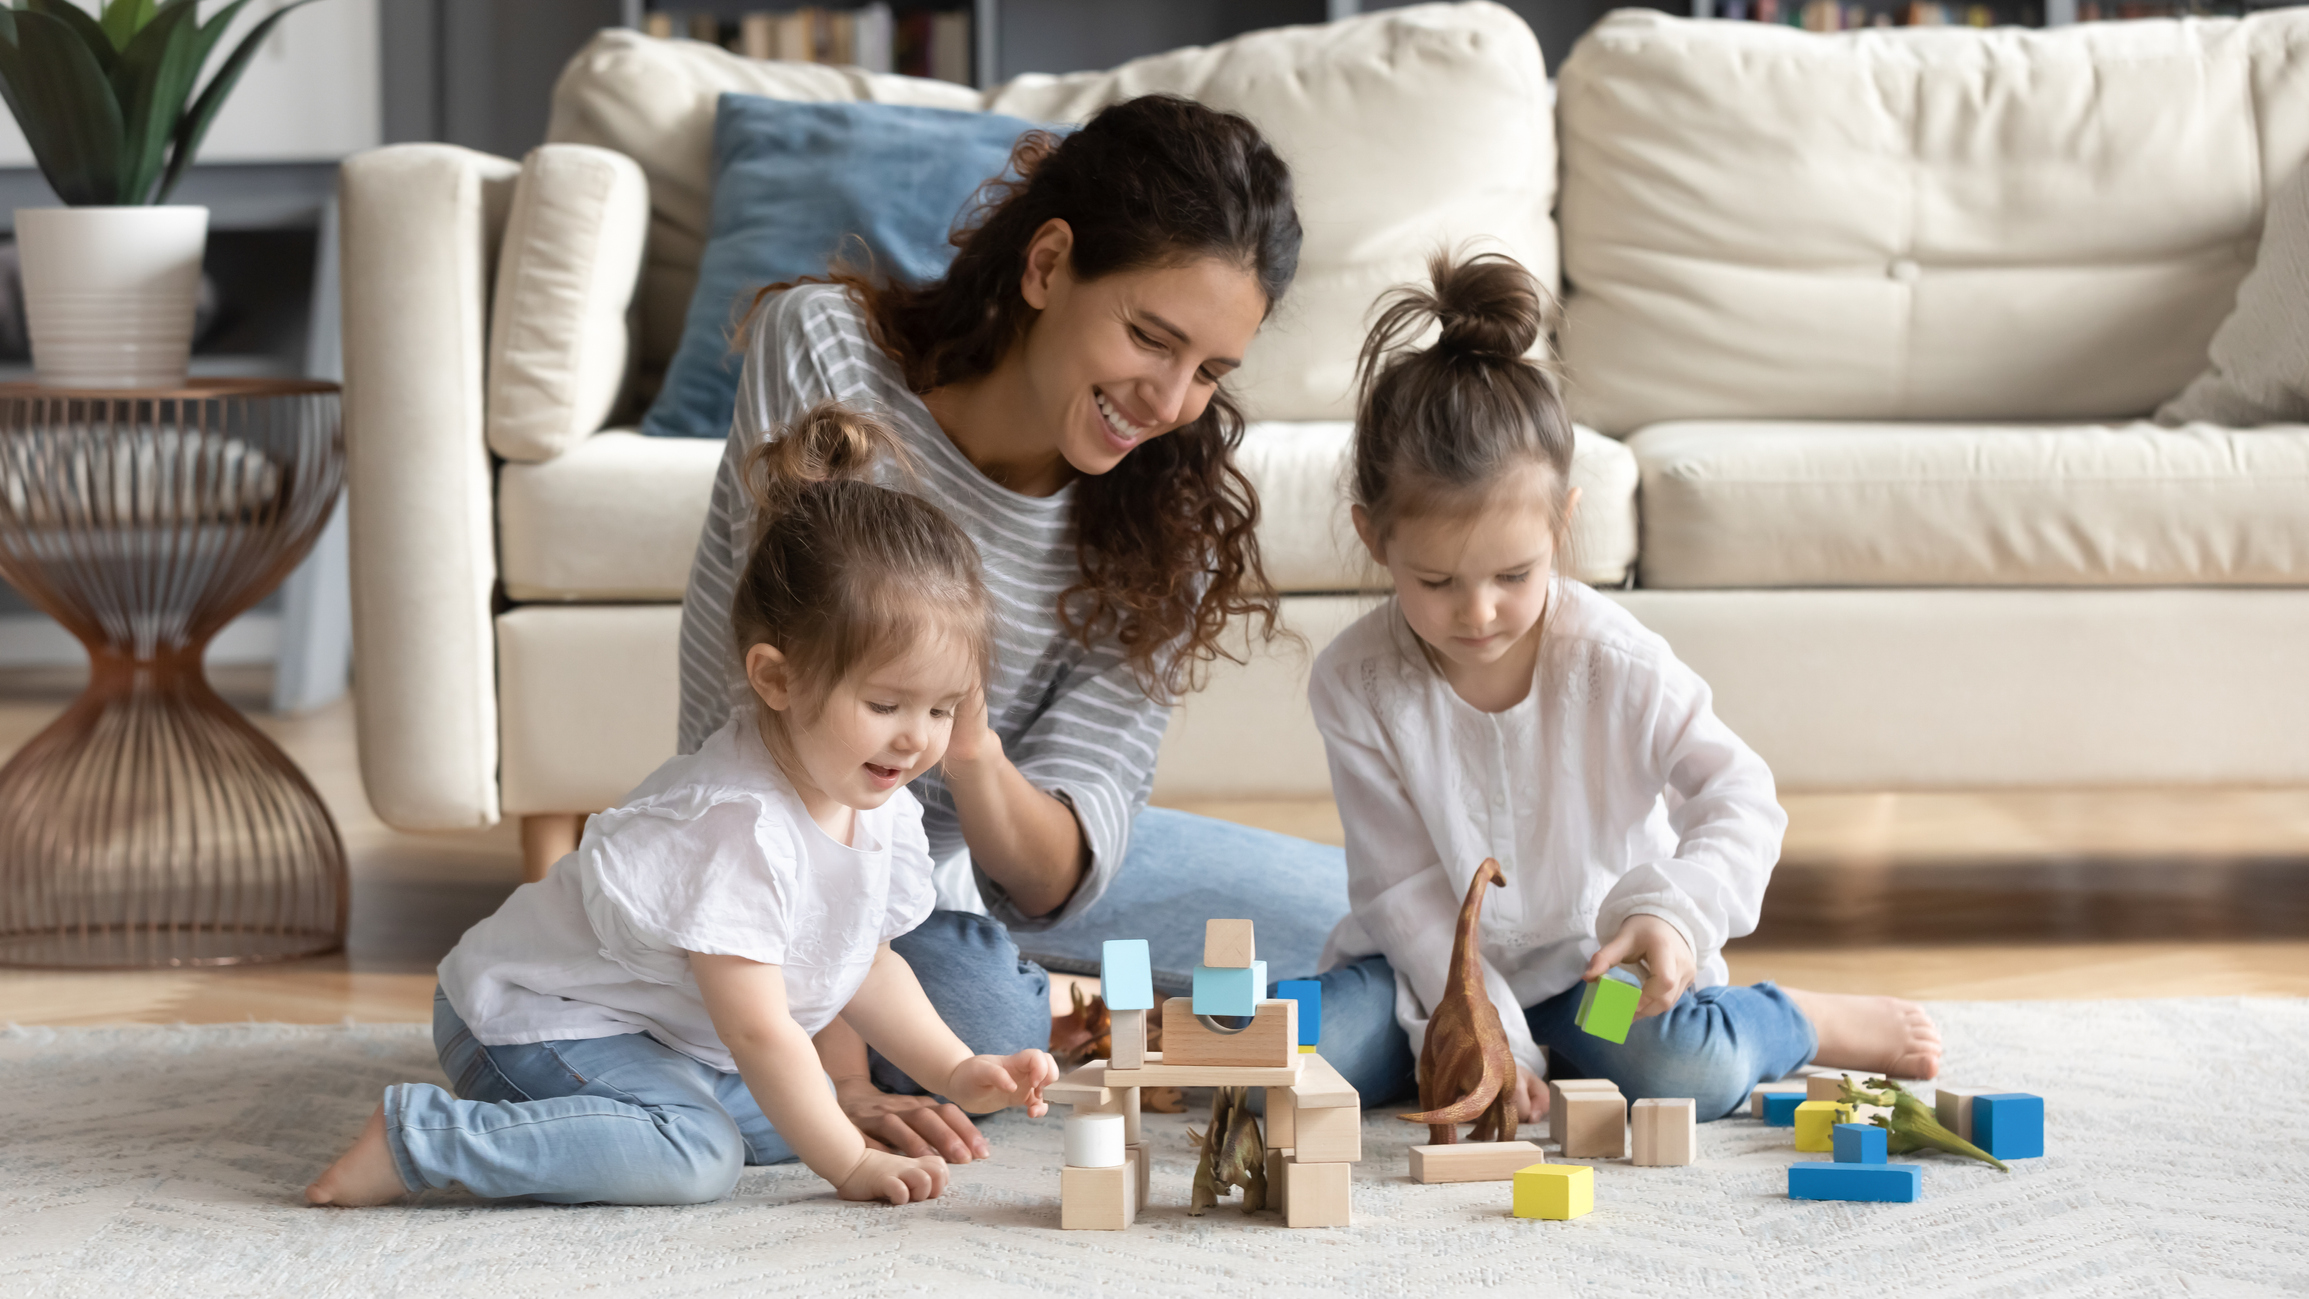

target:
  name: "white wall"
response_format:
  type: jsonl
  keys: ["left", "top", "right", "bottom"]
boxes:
{"left": 0, "top": 0, "right": 380, "bottom": 167}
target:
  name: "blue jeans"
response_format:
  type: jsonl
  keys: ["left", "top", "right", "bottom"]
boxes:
{"left": 381, "top": 989, "right": 799, "bottom": 1204}
{"left": 1312, "top": 958, "right": 1820, "bottom": 1120}
{"left": 877, "top": 807, "right": 1354, "bottom": 1094}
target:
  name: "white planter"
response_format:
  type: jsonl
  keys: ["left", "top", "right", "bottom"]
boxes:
{"left": 15, "top": 206, "right": 209, "bottom": 389}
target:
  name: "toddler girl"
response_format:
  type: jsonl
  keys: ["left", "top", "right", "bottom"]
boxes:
{"left": 1310, "top": 253, "right": 1941, "bottom": 1120}
{"left": 307, "top": 404, "right": 1057, "bottom": 1207}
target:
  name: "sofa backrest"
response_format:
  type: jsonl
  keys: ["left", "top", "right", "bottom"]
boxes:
{"left": 1555, "top": 10, "right": 2309, "bottom": 435}
{"left": 547, "top": 1, "right": 1556, "bottom": 423}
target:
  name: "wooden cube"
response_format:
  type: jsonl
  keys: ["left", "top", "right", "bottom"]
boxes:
{"left": 1190, "top": 962, "right": 1267, "bottom": 1017}
{"left": 1408, "top": 1140, "right": 1545, "bottom": 1184}
{"left": 1933, "top": 1085, "right": 1990, "bottom": 1140}
{"left": 1285, "top": 1052, "right": 1359, "bottom": 1109}
{"left": 1974, "top": 1093, "right": 2044, "bottom": 1159}
{"left": 1794, "top": 1100, "right": 1853, "bottom": 1152}
{"left": 1203, "top": 918, "right": 1256, "bottom": 968}
{"left": 1832, "top": 1122, "right": 1886, "bottom": 1164}
{"left": 1160, "top": 996, "right": 1297, "bottom": 1067}
{"left": 1281, "top": 1155, "right": 1350, "bottom": 1227}
{"left": 1293, "top": 1102, "right": 1362, "bottom": 1163}
{"left": 1512, "top": 1162, "right": 1593, "bottom": 1220}
{"left": 1762, "top": 1092, "right": 1806, "bottom": 1126}
{"left": 1560, "top": 1089, "right": 1627, "bottom": 1159}
{"left": 1266, "top": 1084, "right": 1297, "bottom": 1148}
{"left": 1060, "top": 1148, "right": 1141, "bottom": 1230}
{"left": 1099, "top": 939, "right": 1154, "bottom": 1012}
{"left": 1548, "top": 1078, "right": 1620, "bottom": 1148}
{"left": 1109, "top": 1008, "right": 1146, "bottom": 1070}
{"left": 1750, "top": 1081, "right": 1806, "bottom": 1119}
{"left": 1807, "top": 1073, "right": 1852, "bottom": 1103}
{"left": 1630, "top": 1097, "right": 1696, "bottom": 1166}
{"left": 1574, "top": 975, "right": 1642, "bottom": 1044}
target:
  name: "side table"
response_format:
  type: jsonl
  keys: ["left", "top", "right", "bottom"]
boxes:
{"left": 0, "top": 379, "right": 348, "bottom": 967}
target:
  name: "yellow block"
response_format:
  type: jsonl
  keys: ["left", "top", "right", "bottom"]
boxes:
{"left": 1794, "top": 1100, "right": 1854, "bottom": 1152}
{"left": 1511, "top": 1162, "right": 1593, "bottom": 1220}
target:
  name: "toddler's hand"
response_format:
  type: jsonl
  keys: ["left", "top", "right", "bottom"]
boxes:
{"left": 945, "top": 1049, "right": 1059, "bottom": 1117}
{"left": 1513, "top": 1064, "right": 1548, "bottom": 1125}
{"left": 1584, "top": 914, "right": 1695, "bottom": 1020}
{"left": 834, "top": 1148, "right": 949, "bottom": 1205}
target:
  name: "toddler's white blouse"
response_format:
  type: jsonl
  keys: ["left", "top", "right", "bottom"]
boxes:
{"left": 1309, "top": 579, "right": 1787, "bottom": 1076}
{"left": 439, "top": 712, "right": 936, "bottom": 1073}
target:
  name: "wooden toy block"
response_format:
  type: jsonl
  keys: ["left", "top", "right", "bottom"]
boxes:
{"left": 1933, "top": 1085, "right": 1990, "bottom": 1140}
{"left": 1129, "top": 1142, "right": 1149, "bottom": 1205}
{"left": 1293, "top": 1101, "right": 1362, "bottom": 1163}
{"left": 1762, "top": 1092, "right": 1805, "bottom": 1126}
{"left": 1574, "top": 974, "right": 1642, "bottom": 1045}
{"left": 1275, "top": 979, "right": 1322, "bottom": 1047}
{"left": 1266, "top": 1147, "right": 1290, "bottom": 1217}
{"left": 1630, "top": 1097, "right": 1696, "bottom": 1166}
{"left": 1159, "top": 996, "right": 1298, "bottom": 1068}
{"left": 1119, "top": 1087, "right": 1141, "bottom": 1145}
{"left": 1788, "top": 1160, "right": 1919, "bottom": 1202}
{"left": 1807, "top": 1074, "right": 1852, "bottom": 1103}
{"left": 1833, "top": 1122, "right": 1886, "bottom": 1164}
{"left": 1203, "top": 918, "right": 1256, "bottom": 968}
{"left": 1560, "top": 1090, "right": 1627, "bottom": 1159}
{"left": 1750, "top": 1081, "right": 1806, "bottom": 1119}
{"left": 1284, "top": 1051, "right": 1359, "bottom": 1109}
{"left": 1973, "top": 1093, "right": 2044, "bottom": 1159}
{"left": 1267, "top": 1086, "right": 1297, "bottom": 1148}
{"left": 1794, "top": 1100, "right": 1854, "bottom": 1152}
{"left": 1060, "top": 1151, "right": 1141, "bottom": 1229}
{"left": 1048, "top": 1061, "right": 1115, "bottom": 1110}
{"left": 1099, "top": 939, "right": 1154, "bottom": 1012}
{"left": 1098, "top": 1051, "right": 1302, "bottom": 1089}
{"left": 1547, "top": 1078, "right": 1620, "bottom": 1148}
{"left": 1109, "top": 1007, "right": 1147, "bottom": 1069}
{"left": 1408, "top": 1140, "right": 1544, "bottom": 1183}
{"left": 1281, "top": 1155, "right": 1351, "bottom": 1227}
{"left": 1064, "top": 1111, "right": 1126, "bottom": 1168}
{"left": 1191, "top": 961, "right": 1267, "bottom": 1017}
{"left": 1512, "top": 1162, "right": 1593, "bottom": 1220}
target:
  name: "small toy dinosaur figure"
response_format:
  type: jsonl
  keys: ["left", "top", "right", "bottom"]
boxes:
{"left": 1186, "top": 1086, "right": 1268, "bottom": 1214}
{"left": 1397, "top": 858, "right": 1518, "bottom": 1145}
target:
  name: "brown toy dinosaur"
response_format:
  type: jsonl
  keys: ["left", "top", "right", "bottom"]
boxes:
{"left": 1397, "top": 858, "right": 1519, "bottom": 1145}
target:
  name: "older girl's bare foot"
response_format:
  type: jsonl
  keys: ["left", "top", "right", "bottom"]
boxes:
{"left": 305, "top": 1104, "right": 409, "bottom": 1206}
{"left": 1782, "top": 987, "right": 1943, "bottom": 1080}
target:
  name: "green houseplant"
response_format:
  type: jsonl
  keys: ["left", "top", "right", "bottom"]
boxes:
{"left": 1, "top": 0, "right": 323, "bottom": 387}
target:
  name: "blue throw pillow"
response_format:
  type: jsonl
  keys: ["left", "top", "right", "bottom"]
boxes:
{"left": 641, "top": 94, "right": 1050, "bottom": 441}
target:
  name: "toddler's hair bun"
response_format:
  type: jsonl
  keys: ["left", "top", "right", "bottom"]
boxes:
{"left": 1428, "top": 252, "right": 1546, "bottom": 362}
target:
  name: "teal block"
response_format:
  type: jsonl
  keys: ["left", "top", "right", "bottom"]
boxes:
{"left": 1763, "top": 1092, "right": 1804, "bottom": 1126}
{"left": 1575, "top": 973, "right": 1641, "bottom": 1044}
{"left": 1975, "top": 1093, "right": 2043, "bottom": 1160}
{"left": 1099, "top": 939, "right": 1153, "bottom": 1011}
{"left": 1833, "top": 1123, "right": 1887, "bottom": 1164}
{"left": 1191, "top": 961, "right": 1266, "bottom": 1017}
{"left": 1276, "top": 979, "right": 1322, "bottom": 1045}
{"left": 1789, "top": 1161, "right": 1919, "bottom": 1202}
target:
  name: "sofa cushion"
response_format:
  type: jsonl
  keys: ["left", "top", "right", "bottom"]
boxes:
{"left": 497, "top": 421, "right": 1640, "bottom": 602}
{"left": 1556, "top": 10, "right": 2309, "bottom": 435}
{"left": 1629, "top": 421, "right": 2309, "bottom": 588}
{"left": 2160, "top": 162, "right": 2309, "bottom": 428}
{"left": 486, "top": 145, "right": 650, "bottom": 463}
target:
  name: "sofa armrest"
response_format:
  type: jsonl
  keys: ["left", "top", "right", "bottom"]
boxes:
{"left": 340, "top": 144, "right": 521, "bottom": 830}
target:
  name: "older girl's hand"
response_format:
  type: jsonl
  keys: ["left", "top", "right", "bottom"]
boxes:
{"left": 833, "top": 1076, "right": 990, "bottom": 1164}
{"left": 1583, "top": 914, "right": 1695, "bottom": 1020}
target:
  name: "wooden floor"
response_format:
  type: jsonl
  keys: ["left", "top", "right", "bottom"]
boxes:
{"left": 3, "top": 665, "right": 2305, "bottom": 1026}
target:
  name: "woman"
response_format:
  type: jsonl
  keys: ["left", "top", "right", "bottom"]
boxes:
{"left": 677, "top": 95, "right": 1406, "bottom": 1159}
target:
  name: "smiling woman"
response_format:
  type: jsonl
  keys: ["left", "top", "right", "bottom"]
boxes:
{"left": 674, "top": 95, "right": 1372, "bottom": 1155}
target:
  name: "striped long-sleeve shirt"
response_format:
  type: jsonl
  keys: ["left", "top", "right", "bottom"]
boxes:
{"left": 675, "top": 282, "right": 1170, "bottom": 929}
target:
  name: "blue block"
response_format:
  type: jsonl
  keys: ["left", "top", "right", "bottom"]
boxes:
{"left": 1832, "top": 1123, "right": 1887, "bottom": 1164}
{"left": 1974, "top": 1093, "right": 2044, "bottom": 1160}
{"left": 1763, "top": 1092, "right": 1805, "bottom": 1126}
{"left": 1275, "top": 979, "right": 1322, "bottom": 1045}
{"left": 1788, "top": 1161, "right": 1920, "bottom": 1202}
{"left": 1099, "top": 939, "right": 1154, "bottom": 1012}
{"left": 1191, "top": 961, "right": 1267, "bottom": 1017}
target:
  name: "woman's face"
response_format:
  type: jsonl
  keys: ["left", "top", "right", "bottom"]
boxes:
{"left": 1016, "top": 220, "right": 1269, "bottom": 478}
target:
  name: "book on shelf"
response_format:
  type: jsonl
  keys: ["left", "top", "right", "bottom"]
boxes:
{"left": 644, "top": 6, "right": 959, "bottom": 83}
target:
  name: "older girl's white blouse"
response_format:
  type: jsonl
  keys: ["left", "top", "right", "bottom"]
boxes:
{"left": 438, "top": 712, "right": 937, "bottom": 1073}
{"left": 1309, "top": 579, "right": 1787, "bottom": 1075}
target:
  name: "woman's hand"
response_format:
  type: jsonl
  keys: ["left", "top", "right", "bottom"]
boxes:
{"left": 834, "top": 1148, "right": 951, "bottom": 1205}
{"left": 943, "top": 1049, "right": 1059, "bottom": 1117}
{"left": 1584, "top": 913, "right": 1696, "bottom": 1020}
{"left": 940, "top": 687, "right": 1001, "bottom": 773}
{"left": 833, "top": 1076, "right": 991, "bottom": 1165}
{"left": 1513, "top": 1064, "right": 1549, "bottom": 1126}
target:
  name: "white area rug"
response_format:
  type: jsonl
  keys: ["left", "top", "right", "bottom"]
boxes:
{"left": 4, "top": 1000, "right": 2306, "bottom": 1298}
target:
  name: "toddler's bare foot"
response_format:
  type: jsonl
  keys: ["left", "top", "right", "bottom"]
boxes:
{"left": 1782, "top": 987, "right": 1942, "bottom": 1080}
{"left": 305, "top": 1104, "right": 408, "bottom": 1206}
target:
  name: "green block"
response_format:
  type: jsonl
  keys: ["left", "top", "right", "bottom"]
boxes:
{"left": 1575, "top": 974, "right": 1641, "bottom": 1044}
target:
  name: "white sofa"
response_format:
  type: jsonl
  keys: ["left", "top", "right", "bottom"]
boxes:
{"left": 340, "top": 3, "right": 2309, "bottom": 853}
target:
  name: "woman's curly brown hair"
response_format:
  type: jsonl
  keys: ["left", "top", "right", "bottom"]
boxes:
{"left": 752, "top": 94, "right": 1301, "bottom": 701}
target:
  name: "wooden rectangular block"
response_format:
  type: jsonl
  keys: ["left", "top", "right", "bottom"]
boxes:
{"left": 1266, "top": 1147, "right": 1290, "bottom": 1217}
{"left": 1275, "top": 979, "right": 1322, "bottom": 1046}
{"left": 1267, "top": 1085, "right": 1296, "bottom": 1148}
{"left": 1408, "top": 1140, "right": 1545, "bottom": 1184}
{"left": 1282, "top": 1155, "right": 1350, "bottom": 1227}
{"left": 1060, "top": 1149, "right": 1141, "bottom": 1230}
{"left": 1794, "top": 1100, "right": 1854, "bottom": 1152}
{"left": 1561, "top": 1090, "right": 1627, "bottom": 1159}
{"left": 1750, "top": 1081, "right": 1806, "bottom": 1119}
{"left": 1048, "top": 1061, "right": 1115, "bottom": 1110}
{"left": 1512, "top": 1162, "right": 1593, "bottom": 1220}
{"left": 1203, "top": 918, "right": 1256, "bottom": 967}
{"left": 1159, "top": 997, "right": 1297, "bottom": 1068}
{"left": 1099, "top": 939, "right": 1154, "bottom": 1012}
{"left": 1933, "top": 1085, "right": 1990, "bottom": 1140}
{"left": 1129, "top": 1142, "right": 1149, "bottom": 1206}
{"left": 1120, "top": 1087, "right": 1140, "bottom": 1145}
{"left": 1293, "top": 1102, "right": 1362, "bottom": 1163}
{"left": 1284, "top": 1051, "right": 1359, "bottom": 1109}
{"left": 1631, "top": 1097, "right": 1696, "bottom": 1166}
{"left": 1788, "top": 1160, "right": 1919, "bottom": 1203}
{"left": 1807, "top": 1073, "right": 1853, "bottom": 1103}
{"left": 1109, "top": 1008, "right": 1146, "bottom": 1070}
{"left": 1548, "top": 1078, "right": 1620, "bottom": 1148}
{"left": 1099, "top": 1051, "right": 1302, "bottom": 1089}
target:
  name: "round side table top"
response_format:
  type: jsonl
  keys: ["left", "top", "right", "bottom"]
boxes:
{"left": 0, "top": 377, "right": 341, "bottom": 401}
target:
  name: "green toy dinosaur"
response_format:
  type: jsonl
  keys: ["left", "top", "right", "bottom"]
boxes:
{"left": 1186, "top": 1086, "right": 1268, "bottom": 1214}
{"left": 1838, "top": 1075, "right": 2009, "bottom": 1171}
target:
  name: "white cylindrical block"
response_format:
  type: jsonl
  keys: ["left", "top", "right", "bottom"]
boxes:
{"left": 18, "top": 206, "right": 209, "bottom": 389}
{"left": 1063, "top": 1111, "right": 1125, "bottom": 1169}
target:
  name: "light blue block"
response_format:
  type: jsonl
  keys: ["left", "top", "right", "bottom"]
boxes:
{"left": 1763, "top": 1092, "right": 1804, "bottom": 1126}
{"left": 1975, "top": 1093, "right": 2044, "bottom": 1160}
{"left": 1833, "top": 1122, "right": 1887, "bottom": 1164}
{"left": 1099, "top": 939, "right": 1154, "bottom": 1012}
{"left": 1788, "top": 1161, "right": 1920, "bottom": 1202}
{"left": 1191, "top": 961, "right": 1266, "bottom": 1017}
{"left": 1275, "top": 979, "right": 1322, "bottom": 1045}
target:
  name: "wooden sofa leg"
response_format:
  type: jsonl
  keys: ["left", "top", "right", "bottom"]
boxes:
{"left": 520, "top": 813, "right": 585, "bottom": 884}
